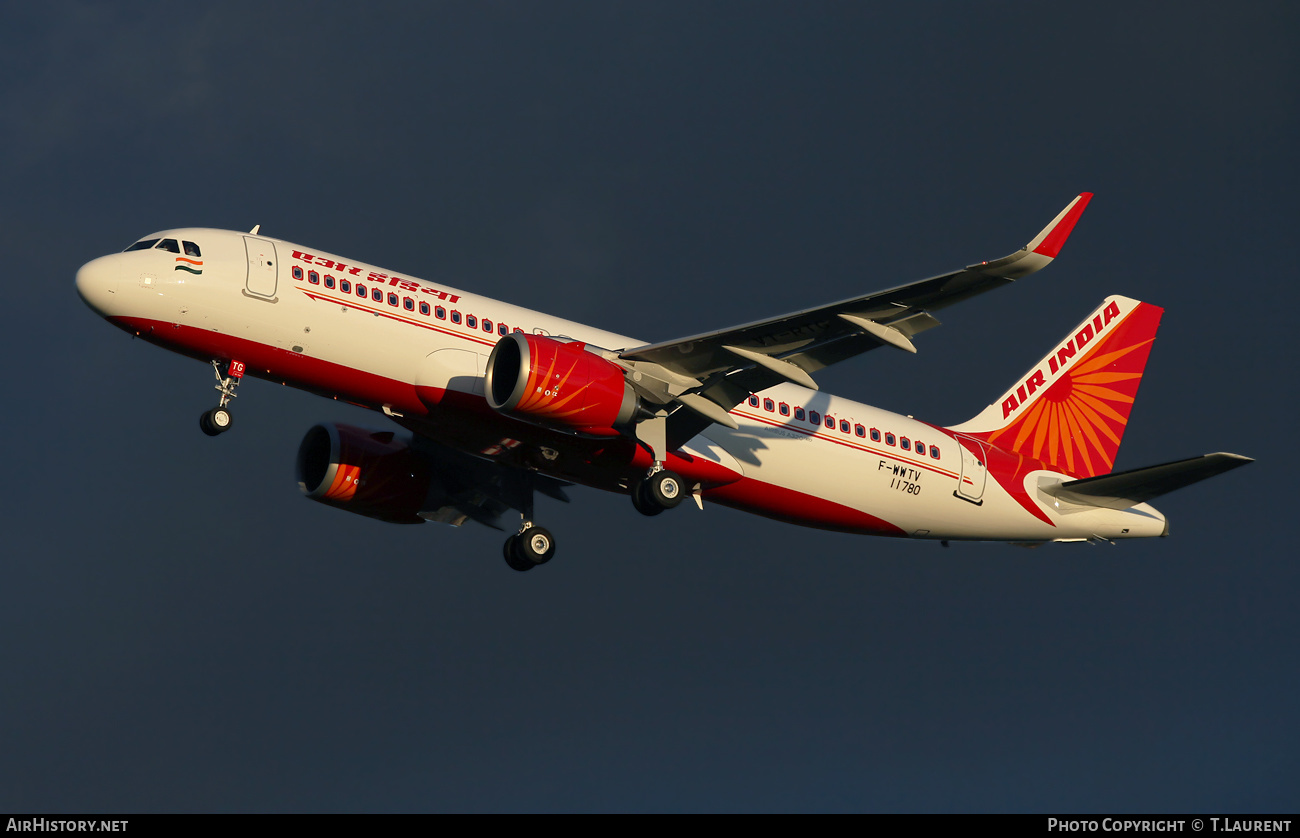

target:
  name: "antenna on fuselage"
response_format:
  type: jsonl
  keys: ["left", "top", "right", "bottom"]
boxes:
{"left": 249, "top": 224, "right": 261, "bottom": 235}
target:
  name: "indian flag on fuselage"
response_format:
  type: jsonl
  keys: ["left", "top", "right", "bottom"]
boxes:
{"left": 174, "top": 256, "right": 202, "bottom": 275}
{"left": 948, "top": 295, "right": 1164, "bottom": 479}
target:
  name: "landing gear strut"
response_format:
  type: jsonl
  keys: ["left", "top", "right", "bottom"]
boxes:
{"left": 628, "top": 410, "right": 685, "bottom": 516}
{"left": 200, "top": 359, "right": 244, "bottom": 436}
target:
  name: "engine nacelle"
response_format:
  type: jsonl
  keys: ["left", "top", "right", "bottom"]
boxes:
{"left": 296, "top": 423, "right": 432, "bottom": 524}
{"left": 485, "top": 333, "right": 637, "bottom": 436}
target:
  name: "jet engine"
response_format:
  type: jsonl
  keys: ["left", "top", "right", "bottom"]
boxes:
{"left": 485, "top": 333, "right": 637, "bottom": 436}
{"left": 296, "top": 423, "right": 432, "bottom": 524}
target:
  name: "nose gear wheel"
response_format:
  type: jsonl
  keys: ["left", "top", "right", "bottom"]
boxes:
{"left": 199, "top": 406, "right": 234, "bottom": 436}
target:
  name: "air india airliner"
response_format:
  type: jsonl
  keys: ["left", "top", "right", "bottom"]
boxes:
{"left": 74, "top": 194, "right": 1250, "bottom": 570}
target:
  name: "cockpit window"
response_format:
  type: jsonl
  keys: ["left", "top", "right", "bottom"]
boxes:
{"left": 157, "top": 239, "right": 180, "bottom": 253}
{"left": 183, "top": 241, "right": 201, "bottom": 257}
{"left": 124, "top": 238, "right": 160, "bottom": 252}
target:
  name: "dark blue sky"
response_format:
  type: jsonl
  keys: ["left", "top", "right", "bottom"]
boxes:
{"left": 1, "top": 2, "right": 1295, "bottom": 812}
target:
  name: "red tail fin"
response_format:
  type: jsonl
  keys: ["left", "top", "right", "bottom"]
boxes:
{"left": 949, "top": 296, "right": 1164, "bottom": 478}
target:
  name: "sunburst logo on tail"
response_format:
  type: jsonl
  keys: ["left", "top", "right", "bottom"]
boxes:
{"left": 988, "top": 305, "right": 1160, "bottom": 478}
{"left": 952, "top": 296, "right": 1164, "bottom": 480}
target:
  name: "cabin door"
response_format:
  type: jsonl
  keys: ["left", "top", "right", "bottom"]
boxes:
{"left": 244, "top": 237, "right": 279, "bottom": 299}
{"left": 955, "top": 436, "right": 987, "bottom": 504}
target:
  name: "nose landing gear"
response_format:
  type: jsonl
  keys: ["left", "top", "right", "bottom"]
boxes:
{"left": 199, "top": 359, "right": 244, "bottom": 436}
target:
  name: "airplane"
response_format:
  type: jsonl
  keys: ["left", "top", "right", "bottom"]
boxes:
{"left": 74, "top": 193, "right": 1251, "bottom": 570}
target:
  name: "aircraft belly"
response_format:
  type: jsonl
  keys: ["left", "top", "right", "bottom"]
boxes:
{"left": 706, "top": 421, "right": 907, "bottom": 535}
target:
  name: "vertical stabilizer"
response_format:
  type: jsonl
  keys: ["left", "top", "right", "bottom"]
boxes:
{"left": 948, "top": 296, "right": 1164, "bottom": 478}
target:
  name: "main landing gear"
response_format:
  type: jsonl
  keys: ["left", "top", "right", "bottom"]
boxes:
{"left": 501, "top": 490, "right": 557, "bottom": 572}
{"left": 630, "top": 468, "right": 684, "bottom": 516}
{"left": 502, "top": 524, "right": 556, "bottom": 572}
{"left": 627, "top": 410, "right": 686, "bottom": 517}
{"left": 199, "top": 359, "right": 245, "bottom": 437}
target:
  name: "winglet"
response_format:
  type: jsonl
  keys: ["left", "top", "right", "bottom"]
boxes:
{"left": 970, "top": 193, "right": 1094, "bottom": 280}
{"left": 1026, "top": 192, "right": 1092, "bottom": 258}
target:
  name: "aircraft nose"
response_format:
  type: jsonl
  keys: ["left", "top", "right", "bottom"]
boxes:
{"left": 75, "top": 255, "right": 119, "bottom": 315}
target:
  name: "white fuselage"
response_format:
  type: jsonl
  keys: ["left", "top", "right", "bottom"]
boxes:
{"left": 75, "top": 228, "right": 1167, "bottom": 544}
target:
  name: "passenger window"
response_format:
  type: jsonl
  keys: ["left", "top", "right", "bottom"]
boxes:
{"left": 356, "top": 283, "right": 366, "bottom": 297}
{"left": 839, "top": 419, "right": 850, "bottom": 433}
{"left": 763, "top": 398, "right": 775, "bottom": 412}
{"left": 901, "top": 437, "right": 911, "bottom": 450}
{"left": 436, "top": 306, "right": 447, "bottom": 319}
{"left": 885, "top": 433, "right": 896, "bottom": 446}
{"left": 915, "top": 442, "right": 925, "bottom": 456}
{"left": 451, "top": 311, "right": 462, "bottom": 324}
{"left": 183, "top": 241, "right": 201, "bottom": 257}
{"left": 931, "top": 446, "right": 941, "bottom": 459}
{"left": 308, "top": 271, "right": 320, "bottom": 285}
{"left": 388, "top": 292, "right": 399, "bottom": 307}
{"left": 324, "top": 275, "right": 335, "bottom": 289}
{"left": 825, "top": 415, "right": 835, "bottom": 429}
{"left": 855, "top": 424, "right": 865, "bottom": 438}
{"left": 124, "top": 239, "right": 160, "bottom": 252}
{"left": 404, "top": 297, "right": 415, "bottom": 311}
{"left": 870, "top": 428, "right": 881, "bottom": 442}
{"left": 794, "top": 407, "right": 805, "bottom": 421}
{"left": 372, "top": 288, "right": 383, "bottom": 302}
{"left": 467, "top": 315, "right": 477, "bottom": 329}
{"left": 748, "top": 396, "right": 759, "bottom": 407}
{"left": 292, "top": 266, "right": 304, "bottom": 280}
{"left": 779, "top": 402, "right": 790, "bottom": 416}
{"left": 340, "top": 279, "right": 351, "bottom": 293}
{"left": 483, "top": 319, "right": 493, "bottom": 332}
{"left": 419, "top": 302, "right": 430, "bottom": 315}
{"left": 809, "top": 411, "right": 820, "bottom": 425}
{"left": 499, "top": 323, "right": 509, "bottom": 335}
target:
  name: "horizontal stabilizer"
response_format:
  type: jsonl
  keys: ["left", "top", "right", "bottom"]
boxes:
{"left": 1042, "top": 453, "right": 1253, "bottom": 510}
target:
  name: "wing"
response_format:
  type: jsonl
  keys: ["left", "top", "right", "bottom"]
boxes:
{"left": 610, "top": 194, "right": 1094, "bottom": 445}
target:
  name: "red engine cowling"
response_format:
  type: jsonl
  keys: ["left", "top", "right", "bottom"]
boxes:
{"left": 485, "top": 333, "right": 637, "bottom": 436}
{"left": 296, "top": 423, "right": 432, "bottom": 524}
